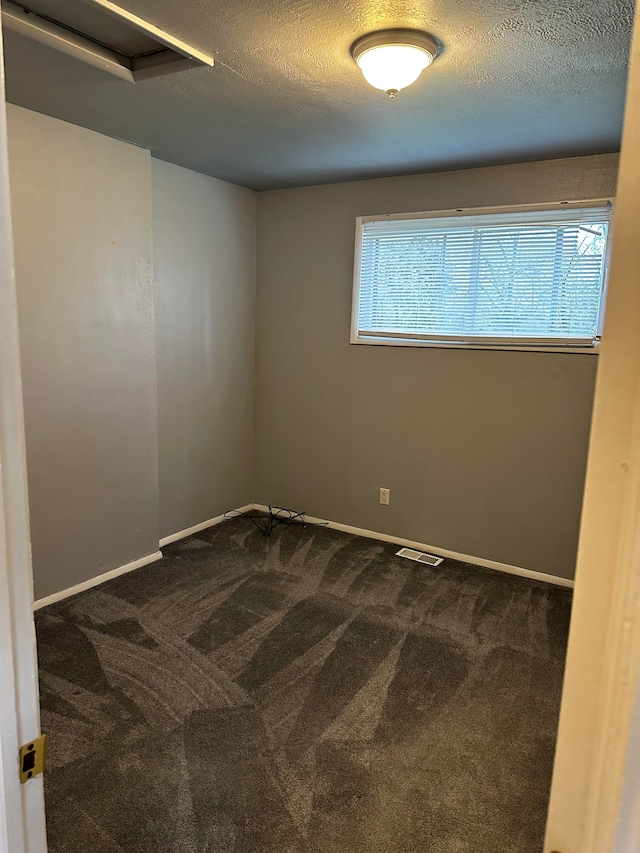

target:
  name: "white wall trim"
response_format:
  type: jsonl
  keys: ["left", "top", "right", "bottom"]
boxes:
{"left": 34, "top": 500, "right": 572, "bottom": 614}
{"left": 33, "top": 550, "right": 163, "bottom": 610}
{"left": 159, "top": 504, "right": 254, "bottom": 547}
{"left": 252, "top": 504, "right": 574, "bottom": 589}
{"left": 34, "top": 503, "right": 257, "bottom": 611}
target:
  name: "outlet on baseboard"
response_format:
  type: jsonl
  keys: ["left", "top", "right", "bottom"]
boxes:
{"left": 379, "top": 487, "right": 390, "bottom": 506}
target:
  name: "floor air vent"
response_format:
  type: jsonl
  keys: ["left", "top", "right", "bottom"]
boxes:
{"left": 396, "top": 547, "right": 443, "bottom": 566}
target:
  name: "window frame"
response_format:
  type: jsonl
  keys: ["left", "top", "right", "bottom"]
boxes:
{"left": 350, "top": 199, "right": 614, "bottom": 354}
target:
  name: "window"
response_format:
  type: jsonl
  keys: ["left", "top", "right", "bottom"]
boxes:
{"left": 351, "top": 201, "right": 612, "bottom": 351}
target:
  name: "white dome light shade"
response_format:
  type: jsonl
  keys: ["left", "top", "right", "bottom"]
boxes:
{"left": 351, "top": 30, "right": 438, "bottom": 97}
{"left": 357, "top": 44, "right": 432, "bottom": 93}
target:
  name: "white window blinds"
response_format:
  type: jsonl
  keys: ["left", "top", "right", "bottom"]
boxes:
{"left": 353, "top": 203, "right": 611, "bottom": 348}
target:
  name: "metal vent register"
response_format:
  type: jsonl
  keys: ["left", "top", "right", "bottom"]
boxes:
{"left": 396, "top": 547, "right": 443, "bottom": 566}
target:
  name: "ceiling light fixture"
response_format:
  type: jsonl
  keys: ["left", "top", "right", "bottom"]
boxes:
{"left": 351, "top": 29, "right": 438, "bottom": 98}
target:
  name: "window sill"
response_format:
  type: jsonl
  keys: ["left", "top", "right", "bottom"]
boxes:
{"left": 350, "top": 336, "right": 600, "bottom": 355}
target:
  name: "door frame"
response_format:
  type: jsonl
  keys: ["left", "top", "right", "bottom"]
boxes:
{"left": 544, "top": 9, "right": 640, "bottom": 853}
{"left": 0, "top": 17, "right": 47, "bottom": 853}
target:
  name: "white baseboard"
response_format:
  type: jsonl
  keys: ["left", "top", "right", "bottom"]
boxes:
{"left": 252, "top": 503, "right": 574, "bottom": 589}
{"left": 159, "top": 504, "right": 254, "bottom": 547}
{"left": 33, "top": 502, "right": 572, "bottom": 611}
{"left": 34, "top": 503, "right": 254, "bottom": 610}
{"left": 33, "top": 550, "right": 163, "bottom": 610}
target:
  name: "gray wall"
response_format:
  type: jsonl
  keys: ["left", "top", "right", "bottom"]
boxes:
{"left": 7, "top": 108, "right": 257, "bottom": 599}
{"left": 5, "top": 106, "right": 618, "bottom": 592}
{"left": 152, "top": 159, "right": 256, "bottom": 539}
{"left": 7, "top": 105, "right": 159, "bottom": 599}
{"left": 255, "top": 154, "right": 619, "bottom": 579}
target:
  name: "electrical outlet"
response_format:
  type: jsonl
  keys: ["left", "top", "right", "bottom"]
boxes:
{"left": 380, "top": 487, "right": 390, "bottom": 506}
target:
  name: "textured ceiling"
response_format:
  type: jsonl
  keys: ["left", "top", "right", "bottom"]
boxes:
{"left": 1, "top": 0, "right": 634, "bottom": 189}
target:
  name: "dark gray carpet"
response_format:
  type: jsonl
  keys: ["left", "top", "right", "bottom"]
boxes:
{"left": 36, "top": 516, "right": 571, "bottom": 853}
